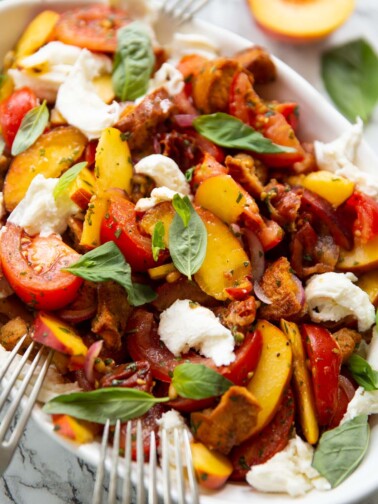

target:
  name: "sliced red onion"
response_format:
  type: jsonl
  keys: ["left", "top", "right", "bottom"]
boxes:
{"left": 58, "top": 305, "right": 97, "bottom": 324}
{"left": 244, "top": 229, "right": 265, "bottom": 282}
{"left": 84, "top": 340, "right": 103, "bottom": 385}
{"left": 254, "top": 281, "right": 272, "bottom": 305}
{"left": 173, "top": 114, "right": 198, "bottom": 128}
{"left": 153, "top": 136, "right": 161, "bottom": 154}
{"left": 291, "top": 273, "right": 305, "bottom": 307}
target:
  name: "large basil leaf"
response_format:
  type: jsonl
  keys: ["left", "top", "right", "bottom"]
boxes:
{"left": 44, "top": 388, "right": 169, "bottom": 424}
{"left": 322, "top": 39, "right": 378, "bottom": 123}
{"left": 172, "top": 363, "right": 232, "bottom": 399}
{"left": 169, "top": 195, "right": 207, "bottom": 280}
{"left": 63, "top": 241, "right": 156, "bottom": 306}
{"left": 11, "top": 101, "right": 49, "bottom": 156}
{"left": 312, "top": 415, "right": 370, "bottom": 488}
{"left": 193, "top": 113, "right": 295, "bottom": 154}
{"left": 112, "top": 21, "right": 155, "bottom": 101}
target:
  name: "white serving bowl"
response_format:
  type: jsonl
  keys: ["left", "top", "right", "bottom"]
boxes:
{"left": 1, "top": 1, "right": 378, "bottom": 503}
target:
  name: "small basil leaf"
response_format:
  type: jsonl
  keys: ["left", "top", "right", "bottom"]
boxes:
{"left": 0, "top": 134, "right": 5, "bottom": 157}
{"left": 63, "top": 241, "right": 157, "bottom": 306}
{"left": 112, "top": 21, "right": 155, "bottom": 101}
{"left": 172, "top": 363, "right": 233, "bottom": 399}
{"left": 347, "top": 353, "right": 378, "bottom": 391}
{"left": 172, "top": 193, "right": 191, "bottom": 227}
{"left": 11, "top": 100, "right": 49, "bottom": 156}
{"left": 152, "top": 221, "right": 165, "bottom": 261}
{"left": 312, "top": 415, "right": 369, "bottom": 488}
{"left": 169, "top": 195, "right": 207, "bottom": 280}
{"left": 375, "top": 307, "right": 378, "bottom": 327}
{"left": 321, "top": 39, "right": 378, "bottom": 123}
{"left": 185, "top": 167, "right": 195, "bottom": 182}
{"left": 193, "top": 113, "right": 296, "bottom": 154}
{"left": 43, "top": 387, "right": 169, "bottom": 424}
{"left": 53, "top": 161, "right": 87, "bottom": 200}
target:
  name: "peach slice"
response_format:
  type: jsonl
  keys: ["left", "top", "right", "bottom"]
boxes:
{"left": 33, "top": 312, "right": 88, "bottom": 356}
{"left": 280, "top": 319, "right": 319, "bottom": 444}
{"left": 337, "top": 236, "right": 378, "bottom": 273}
{"left": 3, "top": 126, "right": 87, "bottom": 211}
{"left": 191, "top": 442, "right": 233, "bottom": 490}
{"left": 247, "top": 320, "right": 292, "bottom": 436}
{"left": 248, "top": 0, "right": 355, "bottom": 43}
{"left": 357, "top": 270, "right": 378, "bottom": 306}
{"left": 69, "top": 166, "right": 96, "bottom": 210}
{"left": 194, "top": 208, "right": 252, "bottom": 300}
{"left": 95, "top": 127, "right": 133, "bottom": 194}
{"left": 52, "top": 415, "right": 99, "bottom": 444}
{"left": 299, "top": 170, "right": 355, "bottom": 207}
{"left": 80, "top": 193, "right": 110, "bottom": 250}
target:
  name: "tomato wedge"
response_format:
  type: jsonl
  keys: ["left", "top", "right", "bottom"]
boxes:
{"left": 343, "top": 191, "right": 378, "bottom": 244}
{"left": 0, "top": 223, "right": 83, "bottom": 310}
{"left": 328, "top": 375, "right": 356, "bottom": 429}
{"left": 0, "top": 87, "right": 38, "bottom": 150}
{"left": 126, "top": 309, "right": 263, "bottom": 384}
{"left": 100, "top": 197, "right": 169, "bottom": 272}
{"left": 302, "top": 324, "right": 342, "bottom": 426}
{"left": 51, "top": 4, "right": 131, "bottom": 52}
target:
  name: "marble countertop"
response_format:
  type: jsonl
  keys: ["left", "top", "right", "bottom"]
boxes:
{"left": 1, "top": 0, "right": 378, "bottom": 503}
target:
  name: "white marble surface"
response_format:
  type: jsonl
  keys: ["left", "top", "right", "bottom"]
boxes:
{"left": 1, "top": 1, "right": 378, "bottom": 503}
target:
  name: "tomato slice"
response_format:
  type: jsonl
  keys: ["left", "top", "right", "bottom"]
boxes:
{"left": 229, "top": 387, "right": 295, "bottom": 481}
{"left": 100, "top": 197, "right": 169, "bottom": 272}
{"left": 328, "top": 375, "right": 356, "bottom": 429}
{"left": 126, "top": 309, "right": 263, "bottom": 384}
{"left": 0, "top": 87, "right": 38, "bottom": 150}
{"left": 51, "top": 5, "right": 131, "bottom": 52}
{"left": 0, "top": 224, "right": 83, "bottom": 310}
{"left": 302, "top": 324, "right": 342, "bottom": 426}
{"left": 343, "top": 191, "right": 378, "bottom": 244}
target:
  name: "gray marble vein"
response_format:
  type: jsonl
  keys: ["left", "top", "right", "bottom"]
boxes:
{"left": 1, "top": 0, "right": 378, "bottom": 503}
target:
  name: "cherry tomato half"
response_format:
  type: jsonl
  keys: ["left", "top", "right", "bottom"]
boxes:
{"left": 126, "top": 309, "right": 263, "bottom": 384}
{"left": 343, "top": 191, "right": 378, "bottom": 244}
{"left": 51, "top": 5, "right": 131, "bottom": 52}
{"left": 0, "top": 87, "right": 38, "bottom": 150}
{"left": 100, "top": 197, "right": 169, "bottom": 272}
{"left": 0, "top": 223, "right": 83, "bottom": 310}
{"left": 302, "top": 324, "right": 342, "bottom": 426}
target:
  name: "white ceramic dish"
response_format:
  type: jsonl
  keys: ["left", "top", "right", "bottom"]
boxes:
{"left": 1, "top": 1, "right": 378, "bottom": 503}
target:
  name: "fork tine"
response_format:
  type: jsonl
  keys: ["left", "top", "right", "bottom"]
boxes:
{"left": 92, "top": 418, "right": 110, "bottom": 504}
{"left": 108, "top": 419, "right": 121, "bottom": 504}
{"left": 121, "top": 422, "right": 132, "bottom": 504}
{"left": 136, "top": 419, "right": 145, "bottom": 504}
{"left": 0, "top": 344, "right": 50, "bottom": 439}
{"left": 183, "top": 430, "right": 199, "bottom": 504}
{"left": 161, "top": 428, "right": 172, "bottom": 504}
{"left": 179, "top": 0, "right": 209, "bottom": 23}
{"left": 148, "top": 431, "right": 158, "bottom": 504}
{"left": 174, "top": 429, "right": 186, "bottom": 504}
{"left": 0, "top": 334, "right": 28, "bottom": 380}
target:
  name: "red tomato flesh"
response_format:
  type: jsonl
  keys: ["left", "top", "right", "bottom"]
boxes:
{"left": 126, "top": 309, "right": 263, "bottom": 385}
{"left": 0, "top": 87, "right": 38, "bottom": 150}
{"left": 0, "top": 224, "right": 83, "bottom": 310}
{"left": 343, "top": 191, "right": 378, "bottom": 244}
{"left": 302, "top": 324, "right": 342, "bottom": 426}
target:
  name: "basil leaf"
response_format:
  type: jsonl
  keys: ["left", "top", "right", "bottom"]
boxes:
{"left": 312, "top": 415, "right": 369, "bottom": 488}
{"left": 43, "top": 387, "right": 169, "bottom": 424}
{"left": 0, "top": 134, "right": 5, "bottom": 157}
{"left": 169, "top": 195, "right": 207, "bottom": 280}
{"left": 63, "top": 241, "right": 157, "bottom": 306}
{"left": 375, "top": 307, "right": 378, "bottom": 327}
{"left": 152, "top": 221, "right": 165, "bottom": 261}
{"left": 172, "top": 193, "right": 191, "bottom": 227}
{"left": 185, "top": 167, "right": 195, "bottom": 182}
{"left": 112, "top": 21, "right": 155, "bottom": 101}
{"left": 321, "top": 39, "right": 378, "bottom": 123}
{"left": 53, "top": 162, "right": 87, "bottom": 200}
{"left": 11, "top": 100, "right": 49, "bottom": 156}
{"left": 193, "top": 113, "right": 295, "bottom": 154}
{"left": 347, "top": 353, "right": 378, "bottom": 391}
{"left": 172, "top": 363, "right": 232, "bottom": 399}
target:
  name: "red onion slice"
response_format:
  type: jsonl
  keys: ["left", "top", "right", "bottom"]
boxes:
{"left": 244, "top": 229, "right": 265, "bottom": 282}
{"left": 291, "top": 273, "right": 305, "bottom": 307}
{"left": 254, "top": 281, "right": 272, "bottom": 305}
{"left": 84, "top": 340, "right": 103, "bottom": 385}
{"left": 173, "top": 114, "right": 198, "bottom": 128}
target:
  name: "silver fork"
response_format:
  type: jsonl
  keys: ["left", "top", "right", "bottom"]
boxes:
{"left": 0, "top": 335, "right": 53, "bottom": 475}
{"left": 92, "top": 419, "right": 200, "bottom": 504}
{"left": 155, "top": 0, "right": 211, "bottom": 44}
